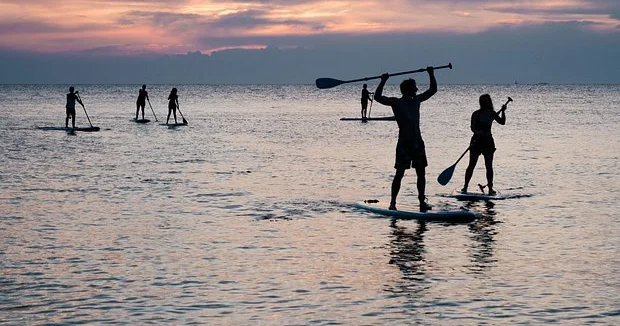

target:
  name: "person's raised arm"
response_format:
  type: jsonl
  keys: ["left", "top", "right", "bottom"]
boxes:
{"left": 495, "top": 104, "right": 507, "bottom": 125}
{"left": 417, "top": 66, "right": 437, "bottom": 102}
{"left": 374, "top": 73, "right": 391, "bottom": 105}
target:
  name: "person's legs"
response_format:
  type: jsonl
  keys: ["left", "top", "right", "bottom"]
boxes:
{"left": 390, "top": 168, "right": 405, "bottom": 210}
{"left": 361, "top": 101, "right": 368, "bottom": 119}
{"left": 415, "top": 166, "right": 431, "bottom": 212}
{"left": 483, "top": 152, "right": 495, "bottom": 195}
{"left": 462, "top": 152, "right": 479, "bottom": 192}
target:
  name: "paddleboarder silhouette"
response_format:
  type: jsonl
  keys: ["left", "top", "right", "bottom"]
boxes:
{"left": 65, "top": 86, "right": 82, "bottom": 128}
{"left": 166, "top": 87, "right": 179, "bottom": 124}
{"left": 374, "top": 67, "right": 437, "bottom": 212}
{"left": 461, "top": 94, "right": 506, "bottom": 195}
{"left": 136, "top": 84, "right": 149, "bottom": 120}
{"left": 360, "top": 84, "right": 373, "bottom": 122}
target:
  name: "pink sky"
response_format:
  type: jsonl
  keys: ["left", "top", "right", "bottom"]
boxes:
{"left": 1, "top": 0, "right": 618, "bottom": 54}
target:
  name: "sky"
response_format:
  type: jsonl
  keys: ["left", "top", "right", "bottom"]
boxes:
{"left": 0, "top": 0, "right": 619, "bottom": 84}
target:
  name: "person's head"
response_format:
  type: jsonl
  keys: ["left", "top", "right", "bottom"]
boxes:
{"left": 142, "top": 84, "right": 146, "bottom": 90}
{"left": 400, "top": 79, "right": 418, "bottom": 97}
{"left": 479, "top": 94, "right": 494, "bottom": 111}
{"left": 69, "top": 86, "right": 74, "bottom": 93}
{"left": 363, "top": 84, "right": 367, "bottom": 89}
{"left": 171, "top": 87, "right": 177, "bottom": 94}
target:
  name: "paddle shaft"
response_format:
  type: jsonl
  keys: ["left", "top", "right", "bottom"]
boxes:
{"left": 176, "top": 103, "right": 188, "bottom": 124}
{"left": 316, "top": 63, "right": 452, "bottom": 89}
{"left": 348, "top": 63, "right": 451, "bottom": 84}
{"left": 75, "top": 92, "right": 94, "bottom": 128}
{"left": 147, "top": 99, "right": 158, "bottom": 121}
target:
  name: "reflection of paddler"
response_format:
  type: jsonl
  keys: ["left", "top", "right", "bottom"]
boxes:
{"left": 461, "top": 94, "right": 507, "bottom": 196}
{"left": 65, "top": 86, "right": 83, "bottom": 128}
{"left": 360, "top": 84, "right": 374, "bottom": 121}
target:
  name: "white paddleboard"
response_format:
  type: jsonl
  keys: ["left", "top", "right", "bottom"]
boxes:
{"left": 448, "top": 192, "right": 506, "bottom": 201}
{"left": 355, "top": 200, "right": 476, "bottom": 222}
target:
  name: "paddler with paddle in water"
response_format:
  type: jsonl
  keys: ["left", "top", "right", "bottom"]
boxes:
{"left": 166, "top": 87, "right": 179, "bottom": 124}
{"left": 461, "top": 94, "right": 506, "bottom": 195}
{"left": 374, "top": 66, "right": 437, "bottom": 212}
{"left": 136, "top": 84, "right": 149, "bottom": 120}
{"left": 65, "top": 86, "right": 83, "bottom": 129}
{"left": 360, "top": 83, "right": 373, "bottom": 122}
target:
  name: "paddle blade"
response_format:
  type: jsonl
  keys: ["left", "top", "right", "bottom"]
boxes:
{"left": 437, "top": 164, "right": 456, "bottom": 186}
{"left": 315, "top": 78, "right": 344, "bottom": 89}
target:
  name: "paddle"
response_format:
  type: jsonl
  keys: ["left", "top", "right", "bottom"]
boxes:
{"left": 316, "top": 63, "right": 452, "bottom": 89}
{"left": 75, "top": 91, "right": 95, "bottom": 128}
{"left": 437, "top": 97, "right": 513, "bottom": 186}
{"left": 176, "top": 103, "right": 188, "bottom": 125}
{"left": 368, "top": 94, "right": 374, "bottom": 119}
{"left": 147, "top": 99, "right": 158, "bottom": 122}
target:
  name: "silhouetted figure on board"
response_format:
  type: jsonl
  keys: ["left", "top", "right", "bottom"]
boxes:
{"left": 166, "top": 88, "right": 179, "bottom": 124}
{"left": 461, "top": 94, "right": 506, "bottom": 195}
{"left": 361, "top": 84, "right": 374, "bottom": 122}
{"left": 65, "top": 86, "right": 83, "bottom": 128}
{"left": 374, "top": 67, "right": 437, "bottom": 212}
{"left": 136, "top": 84, "right": 149, "bottom": 120}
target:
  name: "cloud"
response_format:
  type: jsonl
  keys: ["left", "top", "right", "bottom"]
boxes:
{"left": 0, "top": 20, "right": 617, "bottom": 84}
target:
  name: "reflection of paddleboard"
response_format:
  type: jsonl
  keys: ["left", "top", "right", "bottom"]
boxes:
{"left": 37, "top": 126, "right": 100, "bottom": 132}
{"left": 132, "top": 118, "right": 151, "bottom": 123}
{"left": 354, "top": 200, "right": 476, "bottom": 222}
{"left": 340, "top": 116, "right": 395, "bottom": 121}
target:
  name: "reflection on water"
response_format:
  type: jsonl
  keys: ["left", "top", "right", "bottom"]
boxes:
{"left": 466, "top": 201, "right": 499, "bottom": 273}
{"left": 387, "top": 219, "right": 428, "bottom": 294}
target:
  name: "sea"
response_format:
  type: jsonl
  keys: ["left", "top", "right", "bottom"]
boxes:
{"left": 1, "top": 83, "right": 619, "bottom": 325}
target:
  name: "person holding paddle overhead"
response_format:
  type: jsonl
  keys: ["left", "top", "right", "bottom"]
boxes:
{"left": 166, "top": 87, "right": 179, "bottom": 124}
{"left": 461, "top": 94, "right": 506, "bottom": 195}
{"left": 374, "top": 67, "right": 437, "bottom": 212}
{"left": 361, "top": 84, "right": 373, "bottom": 121}
{"left": 65, "top": 86, "right": 83, "bottom": 128}
{"left": 136, "top": 84, "right": 149, "bottom": 120}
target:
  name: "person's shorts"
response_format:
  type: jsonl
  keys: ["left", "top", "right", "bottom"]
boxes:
{"left": 137, "top": 100, "right": 146, "bottom": 107}
{"left": 395, "top": 140, "right": 428, "bottom": 170}
{"left": 471, "top": 136, "right": 496, "bottom": 156}
{"left": 66, "top": 106, "right": 76, "bottom": 116}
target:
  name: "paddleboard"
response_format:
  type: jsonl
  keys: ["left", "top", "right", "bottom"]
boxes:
{"left": 37, "top": 126, "right": 100, "bottom": 132}
{"left": 340, "top": 116, "right": 395, "bottom": 121}
{"left": 440, "top": 191, "right": 531, "bottom": 201}
{"left": 160, "top": 123, "right": 187, "bottom": 127}
{"left": 132, "top": 118, "right": 151, "bottom": 123}
{"left": 354, "top": 200, "right": 476, "bottom": 222}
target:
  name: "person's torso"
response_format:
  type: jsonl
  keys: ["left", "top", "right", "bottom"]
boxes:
{"left": 472, "top": 109, "right": 496, "bottom": 134}
{"left": 361, "top": 89, "right": 370, "bottom": 101}
{"left": 66, "top": 93, "right": 76, "bottom": 107}
{"left": 138, "top": 89, "right": 147, "bottom": 101}
{"left": 392, "top": 96, "right": 422, "bottom": 143}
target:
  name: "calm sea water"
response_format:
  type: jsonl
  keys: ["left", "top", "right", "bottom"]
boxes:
{"left": 1, "top": 83, "right": 619, "bottom": 325}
